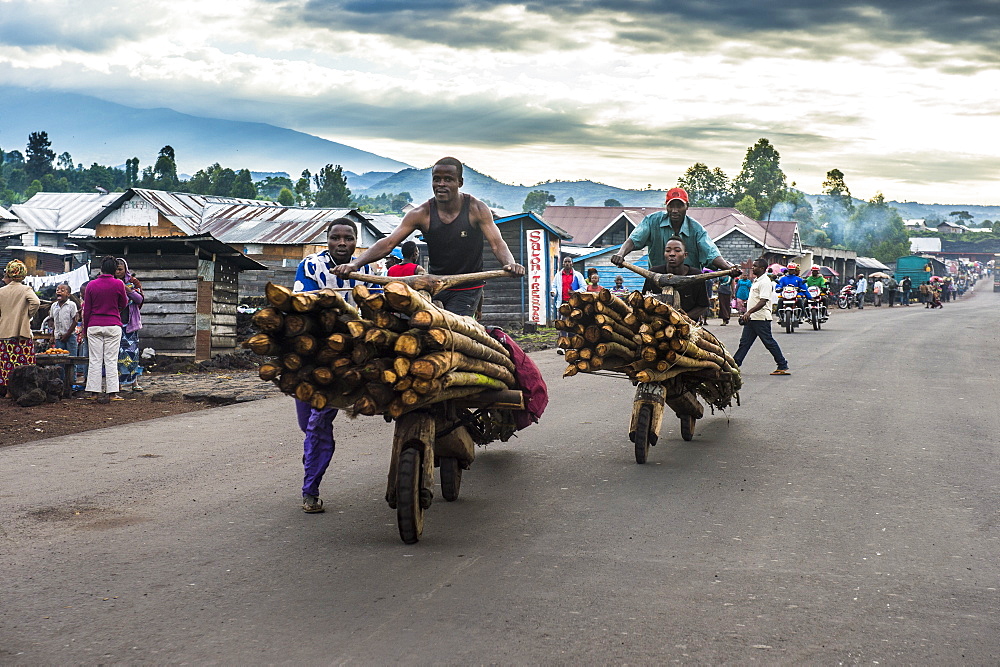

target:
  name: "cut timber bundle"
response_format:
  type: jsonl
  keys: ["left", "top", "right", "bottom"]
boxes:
{"left": 558, "top": 287, "right": 741, "bottom": 411}
{"left": 252, "top": 281, "right": 517, "bottom": 415}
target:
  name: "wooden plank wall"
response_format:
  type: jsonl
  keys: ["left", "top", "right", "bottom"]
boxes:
{"left": 480, "top": 222, "right": 527, "bottom": 327}
{"left": 212, "top": 261, "right": 239, "bottom": 353}
{"left": 128, "top": 255, "right": 199, "bottom": 358}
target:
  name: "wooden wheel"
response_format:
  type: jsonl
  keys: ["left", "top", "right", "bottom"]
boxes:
{"left": 439, "top": 457, "right": 462, "bottom": 502}
{"left": 634, "top": 403, "right": 652, "bottom": 464}
{"left": 396, "top": 448, "right": 424, "bottom": 544}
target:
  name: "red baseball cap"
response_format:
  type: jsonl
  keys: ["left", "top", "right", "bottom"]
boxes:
{"left": 665, "top": 187, "right": 689, "bottom": 204}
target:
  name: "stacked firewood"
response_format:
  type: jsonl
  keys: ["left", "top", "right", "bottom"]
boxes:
{"left": 247, "top": 282, "right": 516, "bottom": 418}
{"left": 554, "top": 288, "right": 741, "bottom": 410}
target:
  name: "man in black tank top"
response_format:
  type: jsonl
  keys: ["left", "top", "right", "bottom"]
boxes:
{"left": 334, "top": 157, "right": 525, "bottom": 317}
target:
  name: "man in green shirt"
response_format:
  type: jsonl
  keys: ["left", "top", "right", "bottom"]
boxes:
{"left": 804, "top": 265, "right": 827, "bottom": 289}
{"left": 611, "top": 187, "right": 733, "bottom": 272}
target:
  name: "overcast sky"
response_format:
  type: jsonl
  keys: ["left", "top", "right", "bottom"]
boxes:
{"left": 1, "top": 0, "right": 998, "bottom": 204}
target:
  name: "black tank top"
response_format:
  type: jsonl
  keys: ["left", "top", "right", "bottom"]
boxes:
{"left": 425, "top": 194, "right": 484, "bottom": 289}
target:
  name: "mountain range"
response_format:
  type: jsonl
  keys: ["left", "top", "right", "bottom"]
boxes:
{"left": 0, "top": 86, "right": 411, "bottom": 177}
{"left": 2, "top": 86, "right": 998, "bottom": 221}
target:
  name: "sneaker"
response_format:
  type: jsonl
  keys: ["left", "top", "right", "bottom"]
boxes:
{"left": 770, "top": 368, "right": 791, "bottom": 376}
{"left": 302, "top": 495, "right": 325, "bottom": 513}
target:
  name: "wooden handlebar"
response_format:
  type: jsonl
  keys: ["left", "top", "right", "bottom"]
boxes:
{"left": 342, "top": 269, "right": 513, "bottom": 296}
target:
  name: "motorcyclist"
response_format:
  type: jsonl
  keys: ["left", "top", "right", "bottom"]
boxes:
{"left": 775, "top": 263, "right": 807, "bottom": 325}
{"left": 804, "top": 265, "right": 830, "bottom": 319}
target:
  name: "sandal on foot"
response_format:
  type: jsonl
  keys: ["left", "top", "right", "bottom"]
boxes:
{"left": 302, "top": 495, "right": 325, "bottom": 513}
{"left": 770, "top": 369, "right": 791, "bottom": 375}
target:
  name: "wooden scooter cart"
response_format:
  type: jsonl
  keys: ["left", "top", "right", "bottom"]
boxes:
{"left": 343, "top": 269, "right": 524, "bottom": 544}
{"left": 620, "top": 263, "right": 739, "bottom": 464}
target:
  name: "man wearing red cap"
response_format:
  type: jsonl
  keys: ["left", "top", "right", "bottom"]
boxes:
{"left": 611, "top": 187, "right": 733, "bottom": 272}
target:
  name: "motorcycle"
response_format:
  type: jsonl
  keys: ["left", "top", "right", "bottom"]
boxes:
{"left": 837, "top": 284, "right": 855, "bottom": 310}
{"left": 804, "top": 285, "right": 826, "bottom": 330}
{"left": 777, "top": 284, "right": 802, "bottom": 334}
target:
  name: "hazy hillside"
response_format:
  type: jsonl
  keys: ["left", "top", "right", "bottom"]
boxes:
{"left": 0, "top": 86, "right": 411, "bottom": 177}
{"left": 356, "top": 166, "right": 666, "bottom": 210}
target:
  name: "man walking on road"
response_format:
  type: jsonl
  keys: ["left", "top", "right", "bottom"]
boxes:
{"left": 733, "top": 258, "right": 790, "bottom": 376}
{"left": 901, "top": 276, "right": 912, "bottom": 305}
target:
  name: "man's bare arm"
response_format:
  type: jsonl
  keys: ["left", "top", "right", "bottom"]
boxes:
{"left": 473, "top": 199, "right": 525, "bottom": 276}
{"left": 332, "top": 210, "right": 426, "bottom": 276}
{"left": 610, "top": 239, "right": 637, "bottom": 267}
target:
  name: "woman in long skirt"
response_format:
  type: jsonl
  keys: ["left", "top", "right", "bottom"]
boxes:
{"left": 0, "top": 260, "right": 41, "bottom": 395}
{"left": 114, "top": 258, "right": 145, "bottom": 392}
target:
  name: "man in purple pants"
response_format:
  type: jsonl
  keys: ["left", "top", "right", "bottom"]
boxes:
{"left": 292, "top": 218, "right": 377, "bottom": 513}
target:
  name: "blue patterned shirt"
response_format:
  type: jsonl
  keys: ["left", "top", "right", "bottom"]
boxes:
{"left": 293, "top": 250, "right": 378, "bottom": 305}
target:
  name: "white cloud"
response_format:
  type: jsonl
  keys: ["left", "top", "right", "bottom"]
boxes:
{"left": 0, "top": 0, "right": 998, "bottom": 203}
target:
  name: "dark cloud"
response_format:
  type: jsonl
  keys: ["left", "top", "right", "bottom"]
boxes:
{"left": 0, "top": 7, "right": 146, "bottom": 52}
{"left": 288, "top": 0, "right": 999, "bottom": 63}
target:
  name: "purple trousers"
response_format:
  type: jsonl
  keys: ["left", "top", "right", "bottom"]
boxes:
{"left": 295, "top": 399, "right": 338, "bottom": 497}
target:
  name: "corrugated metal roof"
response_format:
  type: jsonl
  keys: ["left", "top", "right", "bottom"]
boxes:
{"left": 542, "top": 205, "right": 800, "bottom": 252}
{"left": 6, "top": 245, "right": 88, "bottom": 256}
{"left": 856, "top": 257, "right": 891, "bottom": 270}
{"left": 0, "top": 205, "right": 16, "bottom": 222}
{"left": 122, "top": 189, "right": 368, "bottom": 244}
{"left": 11, "top": 192, "right": 122, "bottom": 232}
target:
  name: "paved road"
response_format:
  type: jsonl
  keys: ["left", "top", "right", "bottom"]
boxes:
{"left": 3, "top": 284, "right": 999, "bottom": 663}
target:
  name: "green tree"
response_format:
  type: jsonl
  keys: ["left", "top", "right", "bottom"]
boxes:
{"left": 25, "top": 131, "right": 55, "bottom": 181}
{"left": 731, "top": 139, "right": 788, "bottom": 220}
{"left": 565, "top": 197, "right": 575, "bottom": 206}
{"left": 57, "top": 151, "right": 74, "bottom": 171}
{"left": 295, "top": 169, "right": 312, "bottom": 206}
{"left": 211, "top": 167, "right": 237, "bottom": 196}
{"left": 949, "top": 210, "right": 973, "bottom": 225}
{"left": 816, "top": 168, "right": 856, "bottom": 246}
{"left": 677, "top": 162, "right": 732, "bottom": 206}
{"left": 152, "top": 145, "right": 179, "bottom": 190}
{"left": 523, "top": 189, "right": 555, "bottom": 215}
{"left": 231, "top": 169, "right": 257, "bottom": 199}
{"left": 277, "top": 187, "right": 296, "bottom": 206}
{"left": 604, "top": 198, "right": 622, "bottom": 207}
{"left": 313, "top": 164, "right": 351, "bottom": 208}
{"left": 124, "top": 158, "right": 140, "bottom": 187}
{"left": 24, "top": 178, "right": 43, "bottom": 199}
{"left": 186, "top": 164, "right": 215, "bottom": 194}
{"left": 257, "top": 175, "right": 295, "bottom": 200}
{"left": 390, "top": 191, "right": 412, "bottom": 213}
{"left": 734, "top": 194, "right": 760, "bottom": 220}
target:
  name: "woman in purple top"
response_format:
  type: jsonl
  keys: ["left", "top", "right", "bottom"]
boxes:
{"left": 83, "top": 256, "right": 128, "bottom": 403}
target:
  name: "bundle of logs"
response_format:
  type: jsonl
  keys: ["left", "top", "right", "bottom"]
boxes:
{"left": 247, "top": 282, "right": 517, "bottom": 419}
{"left": 554, "top": 288, "right": 741, "bottom": 410}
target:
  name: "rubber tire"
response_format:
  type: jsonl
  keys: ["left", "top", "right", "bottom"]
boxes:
{"left": 680, "top": 414, "right": 695, "bottom": 441}
{"left": 812, "top": 310, "right": 821, "bottom": 330}
{"left": 439, "top": 457, "right": 462, "bottom": 502}
{"left": 396, "top": 448, "right": 424, "bottom": 544}
{"left": 634, "top": 403, "right": 652, "bottom": 464}
{"left": 785, "top": 316, "right": 794, "bottom": 334}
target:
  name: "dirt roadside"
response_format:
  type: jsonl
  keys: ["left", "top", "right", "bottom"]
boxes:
{"left": 0, "top": 327, "right": 560, "bottom": 448}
